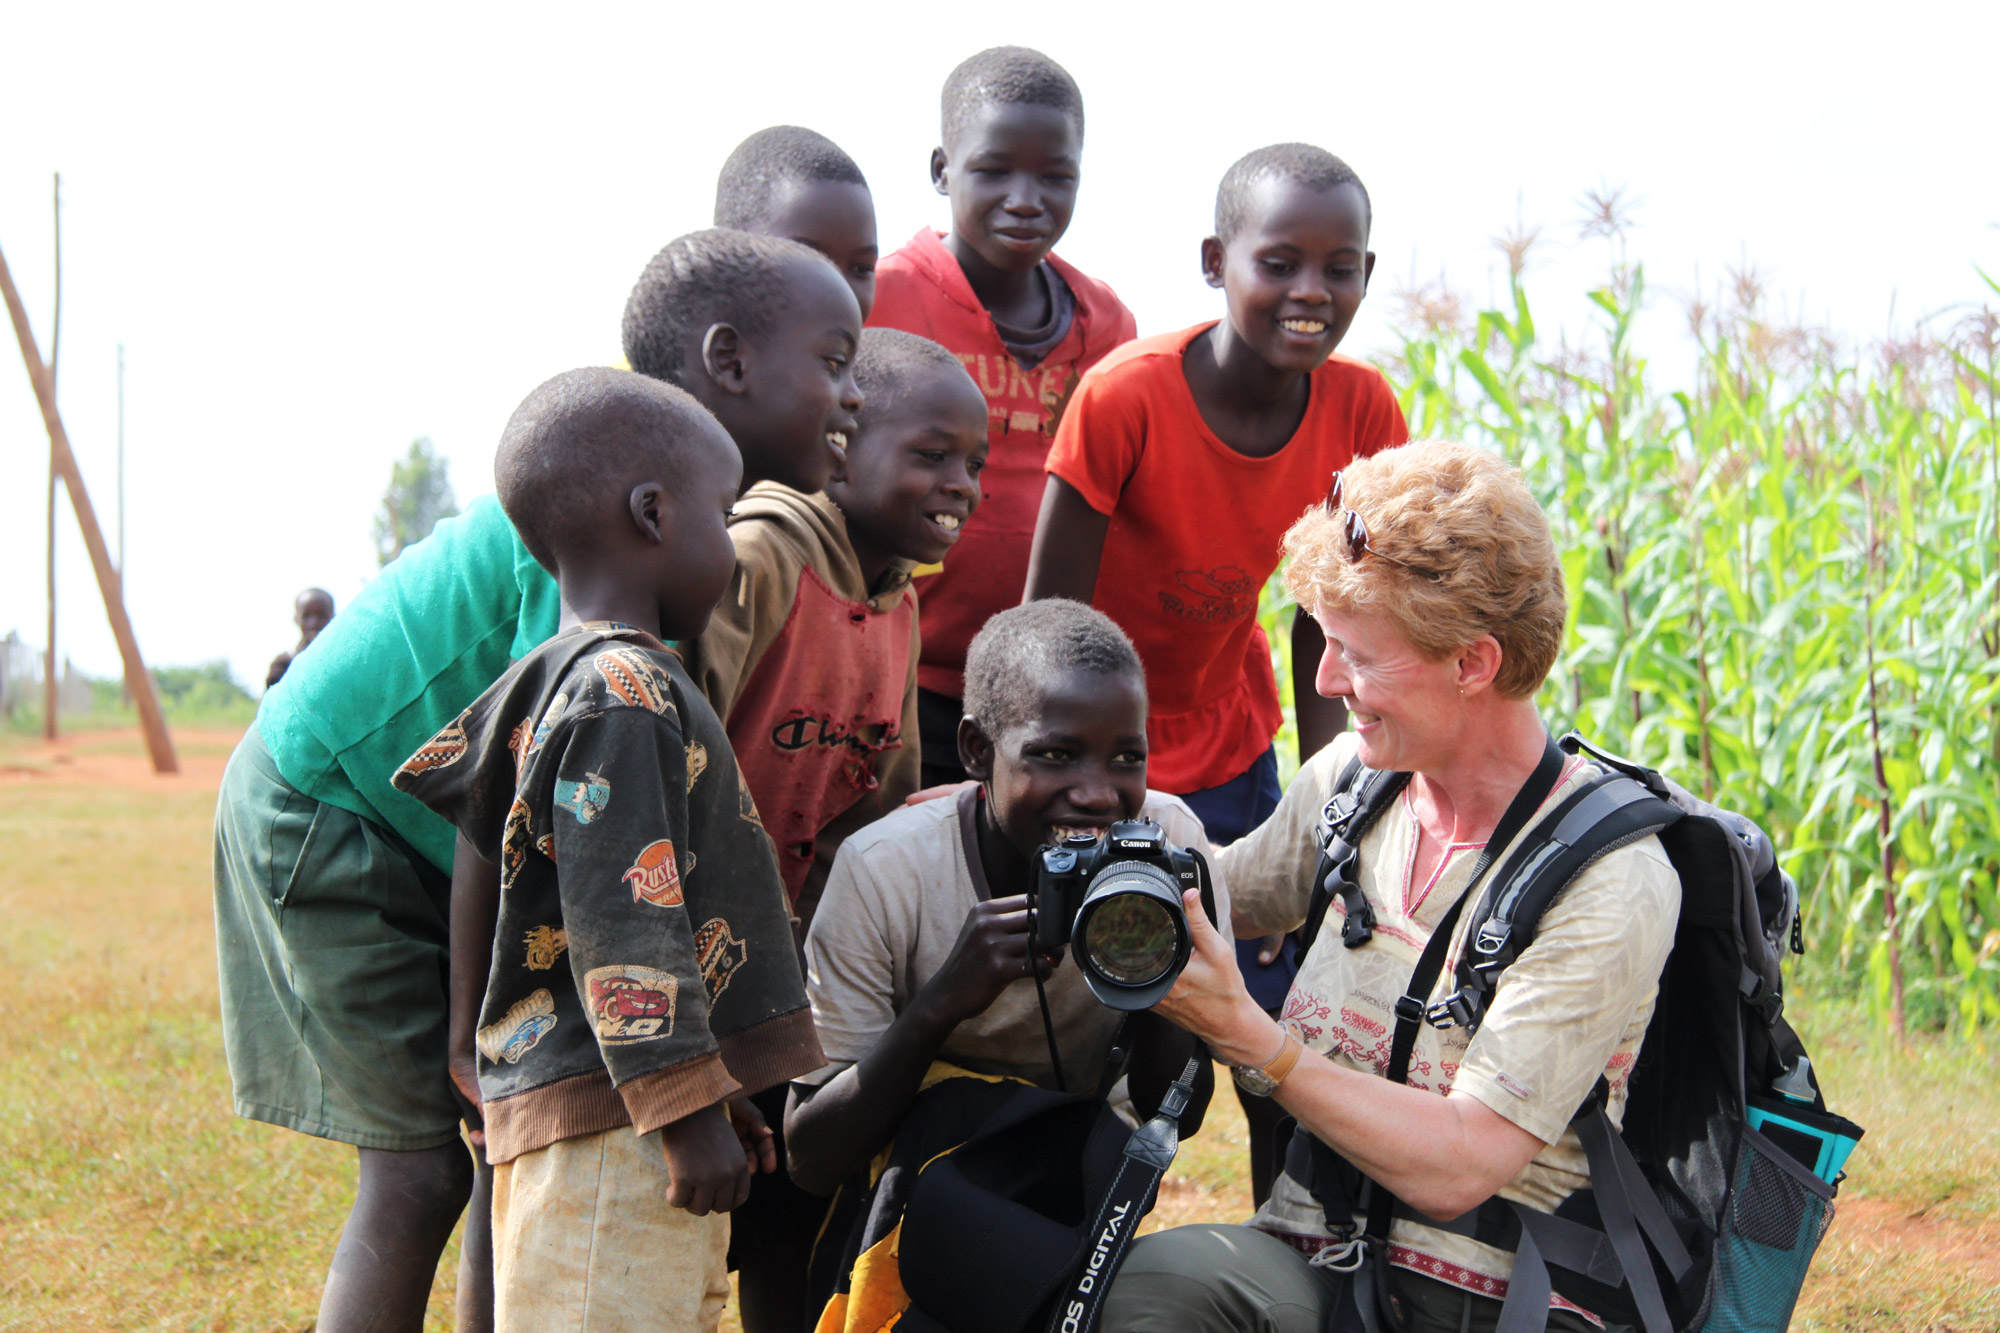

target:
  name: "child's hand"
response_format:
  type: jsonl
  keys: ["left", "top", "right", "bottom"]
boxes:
{"left": 726, "top": 1095, "right": 779, "bottom": 1174}
{"left": 448, "top": 1054, "right": 486, "bottom": 1149}
{"left": 923, "top": 894, "right": 1062, "bottom": 1026}
{"left": 659, "top": 1105, "right": 754, "bottom": 1215}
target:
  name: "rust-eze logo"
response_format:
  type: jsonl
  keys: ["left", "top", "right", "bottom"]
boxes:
{"left": 695, "top": 918, "right": 748, "bottom": 999}
{"left": 585, "top": 965, "right": 678, "bottom": 1043}
{"left": 623, "top": 839, "right": 684, "bottom": 907}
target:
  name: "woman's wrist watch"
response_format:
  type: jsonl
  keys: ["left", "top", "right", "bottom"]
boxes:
{"left": 1231, "top": 1028, "right": 1303, "bottom": 1097}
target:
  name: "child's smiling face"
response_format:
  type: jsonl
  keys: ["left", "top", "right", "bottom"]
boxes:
{"left": 731, "top": 256, "right": 864, "bottom": 495}
{"left": 827, "top": 363, "right": 989, "bottom": 570}
{"left": 1205, "top": 177, "right": 1374, "bottom": 375}
{"left": 933, "top": 101, "right": 1081, "bottom": 276}
{"left": 964, "top": 666, "right": 1149, "bottom": 864}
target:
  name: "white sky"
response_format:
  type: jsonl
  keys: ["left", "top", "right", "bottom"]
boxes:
{"left": 4, "top": 1, "right": 1996, "bottom": 695}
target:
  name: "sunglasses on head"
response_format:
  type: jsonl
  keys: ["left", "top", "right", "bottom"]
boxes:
{"left": 1326, "top": 474, "right": 1435, "bottom": 578}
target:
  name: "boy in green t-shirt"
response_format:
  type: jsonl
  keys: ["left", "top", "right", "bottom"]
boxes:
{"left": 214, "top": 229, "right": 862, "bottom": 1333}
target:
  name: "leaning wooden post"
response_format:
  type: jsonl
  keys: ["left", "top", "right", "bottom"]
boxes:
{"left": 0, "top": 241, "right": 177, "bottom": 773}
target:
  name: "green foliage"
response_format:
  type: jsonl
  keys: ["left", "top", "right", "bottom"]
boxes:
{"left": 3, "top": 661, "right": 257, "bottom": 733}
{"left": 1263, "top": 264, "right": 2000, "bottom": 1035}
{"left": 152, "top": 660, "right": 256, "bottom": 722}
{"left": 374, "top": 436, "right": 459, "bottom": 566}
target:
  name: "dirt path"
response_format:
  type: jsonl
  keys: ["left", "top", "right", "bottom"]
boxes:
{"left": 1830, "top": 1196, "right": 2000, "bottom": 1287}
{"left": 0, "top": 725, "right": 240, "bottom": 792}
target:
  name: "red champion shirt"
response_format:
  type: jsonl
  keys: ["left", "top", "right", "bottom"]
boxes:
{"left": 1046, "top": 323, "right": 1409, "bottom": 793}
{"left": 869, "top": 228, "right": 1137, "bottom": 698}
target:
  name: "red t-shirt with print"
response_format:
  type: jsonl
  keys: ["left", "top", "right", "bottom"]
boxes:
{"left": 1046, "top": 322, "right": 1408, "bottom": 794}
{"left": 869, "top": 228, "right": 1138, "bottom": 699}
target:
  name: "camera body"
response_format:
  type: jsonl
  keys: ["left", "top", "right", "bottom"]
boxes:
{"left": 1033, "top": 820, "right": 1214, "bottom": 1010}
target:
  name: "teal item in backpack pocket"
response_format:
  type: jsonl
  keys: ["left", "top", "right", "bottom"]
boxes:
{"left": 1744, "top": 1096, "right": 1864, "bottom": 1186}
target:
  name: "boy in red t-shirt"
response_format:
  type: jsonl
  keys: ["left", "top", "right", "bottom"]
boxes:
{"left": 869, "top": 45, "right": 1138, "bottom": 786}
{"left": 1025, "top": 143, "right": 1408, "bottom": 1201}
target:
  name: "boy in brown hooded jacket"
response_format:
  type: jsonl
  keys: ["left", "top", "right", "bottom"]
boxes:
{"left": 689, "top": 328, "right": 987, "bottom": 935}
{"left": 685, "top": 326, "right": 987, "bottom": 1331}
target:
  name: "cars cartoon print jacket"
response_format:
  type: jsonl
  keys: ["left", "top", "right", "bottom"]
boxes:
{"left": 395, "top": 623, "right": 823, "bottom": 1164}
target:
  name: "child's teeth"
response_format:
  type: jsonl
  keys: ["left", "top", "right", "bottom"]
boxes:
{"left": 1282, "top": 319, "right": 1327, "bottom": 333}
{"left": 828, "top": 432, "right": 848, "bottom": 449}
{"left": 933, "top": 514, "right": 960, "bottom": 531}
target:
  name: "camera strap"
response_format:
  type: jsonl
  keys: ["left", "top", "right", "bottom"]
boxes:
{"left": 1043, "top": 1052, "right": 1205, "bottom": 1333}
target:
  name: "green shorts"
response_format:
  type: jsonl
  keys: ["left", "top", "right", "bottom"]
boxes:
{"left": 213, "top": 726, "right": 461, "bottom": 1150}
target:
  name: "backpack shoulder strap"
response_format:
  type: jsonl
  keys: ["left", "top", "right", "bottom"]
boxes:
{"left": 1428, "top": 758, "right": 1684, "bottom": 1035}
{"left": 1301, "top": 758, "right": 1411, "bottom": 952}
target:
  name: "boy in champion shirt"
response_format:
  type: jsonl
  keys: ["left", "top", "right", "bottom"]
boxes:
{"left": 869, "top": 46, "right": 1137, "bottom": 787}
{"left": 396, "top": 369, "right": 824, "bottom": 1332}
{"left": 684, "top": 328, "right": 986, "bottom": 1331}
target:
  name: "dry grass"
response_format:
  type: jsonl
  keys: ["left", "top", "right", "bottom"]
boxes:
{"left": 1, "top": 726, "right": 1994, "bottom": 1330}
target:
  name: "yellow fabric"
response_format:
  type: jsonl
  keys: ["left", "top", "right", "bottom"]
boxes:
{"left": 814, "top": 1063, "right": 1031, "bottom": 1331}
{"left": 815, "top": 1225, "right": 910, "bottom": 1333}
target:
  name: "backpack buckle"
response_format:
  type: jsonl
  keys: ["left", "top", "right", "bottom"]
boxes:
{"left": 1474, "top": 920, "right": 1514, "bottom": 964}
{"left": 1341, "top": 896, "right": 1377, "bottom": 948}
{"left": 1394, "top": 994, "right": 1427, "bottom": 1025}
{"left": 1425, "top": 991, "right": 1479, "bottom": 1030}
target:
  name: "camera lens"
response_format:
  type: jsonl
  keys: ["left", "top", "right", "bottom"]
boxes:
{"left": 1079, "top": 893, "right": 1182, "bottom": 986}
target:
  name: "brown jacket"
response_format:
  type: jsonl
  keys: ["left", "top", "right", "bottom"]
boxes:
{"left": 686, "top": 485, "right": 922, "bottom": 933}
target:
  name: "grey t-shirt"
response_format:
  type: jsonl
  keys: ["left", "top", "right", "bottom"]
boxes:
{"left": 800, "top": 786, "right": 1231, "bottom": 1092}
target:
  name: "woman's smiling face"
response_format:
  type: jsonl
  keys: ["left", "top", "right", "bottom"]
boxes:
{"left": 1311, "top": 603, "right": 1464, "bottom": 774}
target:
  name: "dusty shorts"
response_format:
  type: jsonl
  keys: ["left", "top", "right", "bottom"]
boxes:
{"left": 212, "top": 725, "right": 461, "bottom": 1150}
{"left": 491, "top": 1124, "right": 731, "bottom": 1333}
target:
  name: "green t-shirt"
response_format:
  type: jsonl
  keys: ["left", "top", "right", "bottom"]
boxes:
{"left": 257, "top": 495, "right": 563, "bottom": 873}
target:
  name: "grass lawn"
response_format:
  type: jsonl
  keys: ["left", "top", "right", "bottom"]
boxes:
{"left": 1, "top": 726, "right": 1994, "bottom": 1330}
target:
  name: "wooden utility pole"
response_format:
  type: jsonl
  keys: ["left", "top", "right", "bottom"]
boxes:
{"left": 1, "top": 239, "right": 178, "bottom": 773}
{"left": 45, "top": 174, "right": 59, "bottom": 739}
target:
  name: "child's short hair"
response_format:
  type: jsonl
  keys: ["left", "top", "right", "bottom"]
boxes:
{"left": 1214, "top": 143, "right": 1371, "bottom": 242}
{"left": 621, "top": 229, "right": 829, "bottom": 386}
{"left": 496, "top": 367, "right": 723, "bottom": 572}
{"left": 963, "top": 599, "right": 1143, "bottom": 741}
{"left": 713, "top": 126, "right": 868, "bottom": 231}
{"left": 941, "top": 46, "right": 1084, "bottom": 148}
{"left": 853, "top": 328, "right": 967, "bottom": 419}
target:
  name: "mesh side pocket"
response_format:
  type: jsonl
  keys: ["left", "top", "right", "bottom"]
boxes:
{"left": 1701, "top": 1126, "right": 1835, "bottom": 1333}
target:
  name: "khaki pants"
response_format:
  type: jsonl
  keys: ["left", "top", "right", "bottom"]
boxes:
{"left": 1101, "top": 1224, "right": 1616, "bottom": 1333}
{"left": 492, "top": 1126, "right": 731, "bottom": 1332}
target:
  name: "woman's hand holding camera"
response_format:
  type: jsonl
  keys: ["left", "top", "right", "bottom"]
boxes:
{"left": 1154, "top": 887, "right": 1284, "bottom": 1068}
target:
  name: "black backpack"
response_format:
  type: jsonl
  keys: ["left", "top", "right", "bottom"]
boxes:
{"left": 1285, "top": 731, "right": 1862, "bottom": 1333}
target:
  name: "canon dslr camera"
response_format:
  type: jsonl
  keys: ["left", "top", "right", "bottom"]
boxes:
{"left": 1033, "top": 820, "right": 1216, "bottom": 1010}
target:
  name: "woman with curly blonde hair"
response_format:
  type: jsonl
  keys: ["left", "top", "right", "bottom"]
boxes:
{"left": 1104, "top": 441, "right": 1676, "bottom": 1333}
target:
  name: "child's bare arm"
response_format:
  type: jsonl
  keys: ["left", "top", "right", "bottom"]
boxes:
{"left": 1291, "top": 608, "right": 1349, "bottom": 765}
{"left": 448, "top": 833, "right": 502, "bottom": 1138}
{"left": 1023, "top": 476, "right": 1110, "bottom": 604}
{"left": 784, "top": 894, "right": 1059, "bottom": 1195}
